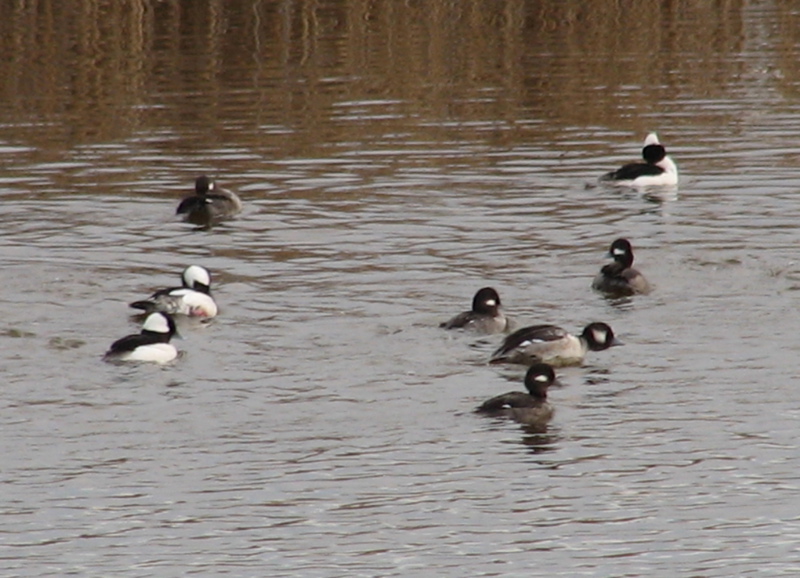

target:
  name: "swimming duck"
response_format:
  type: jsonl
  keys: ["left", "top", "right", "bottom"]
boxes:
{"left": 129, "top": 265, "right": 218, "bottom": 318}
{"left": 490, "top": 322, "right": 621, "bottom": 367}
{"left": 592, "top": 238, "right": 651, "bottom": 296}
{"left": 176, "top": 175, "right": 242, "bottom": 226}
{"left": 475, "top": 363, "right": 557, "bottom": 427}
{"left": 104, "top": 312, "right": 178, "bottom": 363}
{"left": 440, "top": 287, "right": 511, "bottom": 334}
{"left": 600, "top": 133, "right": 678, "bottom": 187}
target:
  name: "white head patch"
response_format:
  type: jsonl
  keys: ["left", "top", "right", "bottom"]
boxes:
{"left": 183, "top": 265, "right": 211, "bottom": 288}
{"left": 484, "top": 299, "right": 496, "bottom": 307}
{"left": 143, "top": 313, "right": 170, "bottom": 334}
{"left": 534, "top": 374, "right": 549, "bottom": 383}
{"left": 644, "top": 132, "right": 660, "bottom": 146}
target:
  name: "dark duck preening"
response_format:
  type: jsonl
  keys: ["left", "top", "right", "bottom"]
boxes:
{"left": 176, "top": 176, "right": 242, "bottom": 226}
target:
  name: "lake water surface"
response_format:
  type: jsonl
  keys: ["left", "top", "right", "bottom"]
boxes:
{"left": 3, "top": 1, "right": 800, "bottom": 576}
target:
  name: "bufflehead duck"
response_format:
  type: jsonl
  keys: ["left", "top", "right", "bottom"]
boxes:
{"left": 476, "top": 363, "right": 557, "bottom": 427}
{"left": 440, "top": 287, "right": 511, "bottom": 334}
{"left": 176, "top": 176, "right": 242, "bottom": 226}
{"left": 592, "top": 238, "right": 651, "bottom": 296}
{"left": 129, "top": 265, "right": 218, "bottom": 318}
{"left": 104, "top": 312, "right": 178, "bottom": 363}
{"left": 600, "top": 133, "right": 678, "bottom": 187}
{"left": 490, "top": 322, "right": 621, "bottom": 367}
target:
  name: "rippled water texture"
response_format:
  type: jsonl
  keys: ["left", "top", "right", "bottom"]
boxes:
{"left": 3, "top": 1, "right": 800, "bottom": 576}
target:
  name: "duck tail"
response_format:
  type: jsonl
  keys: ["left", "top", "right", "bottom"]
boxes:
{"left": 129, "top": 300, "right": 159, "bottom": 313}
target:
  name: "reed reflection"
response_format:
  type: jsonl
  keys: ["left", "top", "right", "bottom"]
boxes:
{"left": 0, "top": 0, "right": 764, "bottom": 154}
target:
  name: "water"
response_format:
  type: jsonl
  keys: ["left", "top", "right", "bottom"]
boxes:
{"left": 3, "top": 1, "right": 800, "bottom": 576}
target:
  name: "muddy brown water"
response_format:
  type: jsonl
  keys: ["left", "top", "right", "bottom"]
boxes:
{"left": 2, "top": 2, "right": 800, "bottom": 576}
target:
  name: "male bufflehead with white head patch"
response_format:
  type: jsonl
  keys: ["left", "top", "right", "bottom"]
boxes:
{"left": 600, "top": 133, "right": 678, "bottom": 187}
{"left": 104, "top": 312, "right": 178, "bottom": 364}
{"left": 129, "top": 265, "right": 218, "bottom": 318}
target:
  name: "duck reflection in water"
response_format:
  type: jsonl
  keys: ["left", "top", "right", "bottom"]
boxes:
{"left": 518, "top": 429, "right": 560, "bottom": 454}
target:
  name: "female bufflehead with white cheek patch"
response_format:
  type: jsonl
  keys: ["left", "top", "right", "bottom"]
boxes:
{"left": 129, "top": 265, "right": 218, "bottom": 318}
{"left": 440, "top": 287, "right": 511, "bottom": 334}
{"left": 104, "top": 312, "right": 178, "bottom": 364}
{"left": 600, "top": 133, "right": 678, "bottom": 187}
{"left": 490, "top": 322, "right": 621, "bottom": 367}
{"left": 592, "top": 238, "right": 651, "bottom": 296}
{"left": 475, "top": 363, "right": 557, "bottom": 427}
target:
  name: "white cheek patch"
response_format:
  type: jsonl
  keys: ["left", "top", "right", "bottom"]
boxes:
{"left": 592, "top": 328, "right": 606, "bottom": 344}
{"left": 613, "top": 248, "right": 625, "bottom": 256}
{"left": 534, "top": 374, "right": 549, "bottom": 383}
{"left": 484, "top": 299, "right": 496, "bottom": 307}
{"left": 143, "top": 313, "right": 169, "bottom": 334}
{"left": 184, "top": 266, "right": 211, "bottom": 288}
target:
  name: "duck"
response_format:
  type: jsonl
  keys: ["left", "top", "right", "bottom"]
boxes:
{"left": 104, "top": 312, "right": 178, "bottom": 363}
{"left": 592, "top": 238, "right": 651, "bottom": 296}
{"left": 440, "top": 287, "right": 511, "bottom": 334}
{"left": 176, "top": 175, "right": 242, "bottom": 226}
{"left": 599, "top": 133, "right": 678, "bottom": 187}
{"left": 129, "top": 265, "right": 218, "bottom": 318}
{"left": 489, "top": 322, "right": 621, "bottom": 367}
{"left": 475, "top": 363, "right": 557, "bottom": 427}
